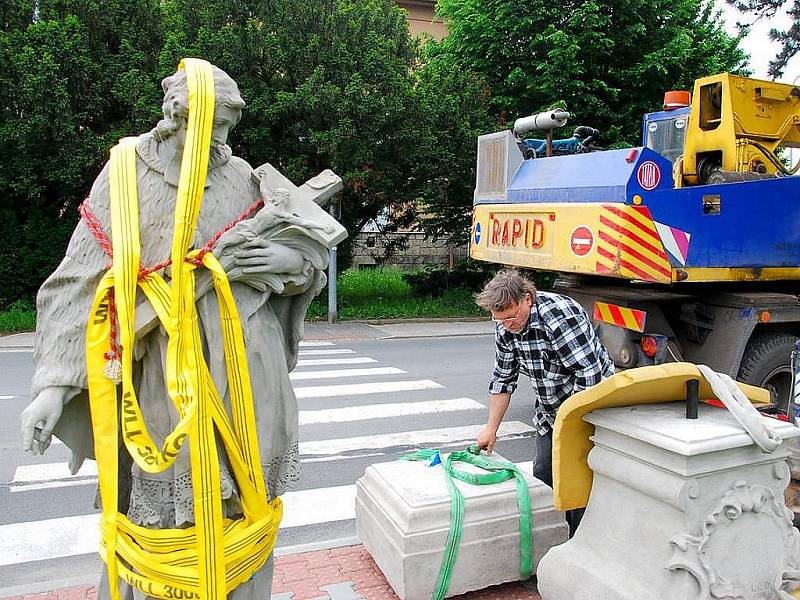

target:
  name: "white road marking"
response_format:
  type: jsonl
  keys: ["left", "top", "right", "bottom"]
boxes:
{"left": 293, "top": 379, "right": 443, "bottom": 399}
{"left": 299, "top": 398, "right": 484, "bottom": 425}
{"left": 0, "top": 485, "right": 361, "bottom": 565}
{"left": 11, "top": 462, "right": 97, "bottom": 493}
{"left": 280, "top": 460, "right": 533, "bottom": 526}
{"left": 299, "top": 421, "right": 533, "bottom": 456}
{"left": 281, "top": 484, "right": 356, "bottom": 528}
{"left": 0, "top": 514, "right": 99, "bottom": 566}
{"left": 11, "top": 478, "right": 95, "bottom": 493}
{"left": 0, "top": 458, "right": 540, "bottom": 565}
{"left": 290, "top": 367, "right": 405, "bottom": 381}
{"left": 298, "top": 349, "right": 354, "bottom": 356}
{"left": 516, "top": 460, "right": 533, "bottom": 473}
{"left": 16, "top": 421, "right": 522, "bottom": 489}
{"left": 0, "top": 395, "right": 16, "bottom": 399}
{"left": 0, "top": 348, "right": 33, "bottom": 353}
{"left": 296, "top": 357, "right": 377, "bottom": 367}
{"left": 298, "top": 341, "right": 335, "bottom": 347}
{"left": 282, "top": 461, "right": 536, "bottom": 527}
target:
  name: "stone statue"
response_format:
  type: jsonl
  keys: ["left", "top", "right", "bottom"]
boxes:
{"left": 19, "top": 62, "right": 346, "bottom": 599}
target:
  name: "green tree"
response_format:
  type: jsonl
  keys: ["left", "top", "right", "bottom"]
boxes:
{"left": 157, "top": 0, "right": 432, "bottom": 266}
{"left": 727, "top": 0, "right": 800, "bottom": 77}
{"left": 0, "top": 0, "right": 505, "bottom": 293}
{"left": 413, "top": 46, "right": 495, "bottom": 244}
{"left": 435, "top": 0, "right": 748, "bottom": 144}
{"left": 0, "top": 0, "right": 163, "bottom": 306}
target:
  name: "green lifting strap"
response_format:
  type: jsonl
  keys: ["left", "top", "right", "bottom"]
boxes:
{"left": 402, "top": 447, "right": 532, "bottom": 600}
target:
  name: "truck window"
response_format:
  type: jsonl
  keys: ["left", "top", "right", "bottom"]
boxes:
{"left": 645, "top": 116, "right": 687, "bottom": 163}
{"left": 699, "top": 82, "right": 723, "bottom": 131}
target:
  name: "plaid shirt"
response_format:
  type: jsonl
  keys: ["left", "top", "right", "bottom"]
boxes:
{"left": 488, "top": 291, "right": 614, "bottom": 435}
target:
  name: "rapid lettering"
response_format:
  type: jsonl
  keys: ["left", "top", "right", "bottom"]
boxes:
{"left": 489, "top": 215, "right": 546, "bottom": 249}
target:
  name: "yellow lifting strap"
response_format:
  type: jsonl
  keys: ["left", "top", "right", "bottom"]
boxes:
{"left": 551, "top": 362, "right": 770, "bottom": 511}
{"left": 86, "top": 58, "right": 281, "bottom": 600}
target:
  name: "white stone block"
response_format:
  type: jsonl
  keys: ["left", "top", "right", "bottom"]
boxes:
{"left": 537, "top": 402, "right": 800, "bottom": 600}
{"left": 356, "top": 454, "right": 568, "bottom": 600}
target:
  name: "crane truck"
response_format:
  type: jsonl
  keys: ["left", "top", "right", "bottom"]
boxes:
{"left": 470, "top": 73, "right": 800, "bottom": 410}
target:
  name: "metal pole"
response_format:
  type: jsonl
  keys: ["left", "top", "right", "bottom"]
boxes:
{"left": 686, "top": 379, "right": 699, "bottom": 420}
{"left": 328, "top": 200, "right": 338, "bottom": 324}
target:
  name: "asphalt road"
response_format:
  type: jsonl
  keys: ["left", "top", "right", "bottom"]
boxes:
{"left": 0, "top": 333, "right": 539, "bottom": 592}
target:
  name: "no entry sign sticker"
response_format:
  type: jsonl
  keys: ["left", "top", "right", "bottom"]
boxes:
{"left": 570, "top": 226, "right": 594, "bottom": 257}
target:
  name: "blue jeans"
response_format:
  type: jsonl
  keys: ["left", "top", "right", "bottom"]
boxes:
{"left": 534, "top": 430, "right": 584, "bottom": 536}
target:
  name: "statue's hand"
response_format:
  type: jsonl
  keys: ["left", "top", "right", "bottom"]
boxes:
{"left": 224, "top": 265, "right": 268, "bottom": 292}
{"left": 233, "top": 239, "right": 304, "bottom": 276}
{"left": 20, "top": 386, "right": 71, "bottom": 454}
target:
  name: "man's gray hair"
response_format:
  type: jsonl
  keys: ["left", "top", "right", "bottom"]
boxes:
{"left": 475, "top": 269, "right": 537, "bottom": 312}
{"left": 155, "top": 65, "right": 246, "bottom": 139}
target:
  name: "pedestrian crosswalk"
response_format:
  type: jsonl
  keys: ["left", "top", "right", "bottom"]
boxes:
{"left": 0, "top": 337, "right": 534, "bottom": 576}
{"left": 10, "top": 461, "right": 98, "bottom": 493}
{"left": 293, "top": 379, "right": 444, "bottom": 399}
{"left": 289, "top": 366, "right": 406, "bottom": 381}
{"left": 298, "top": 398, "right": 483, "bottom": 425}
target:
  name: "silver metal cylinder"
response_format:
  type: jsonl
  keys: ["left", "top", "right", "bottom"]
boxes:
{"left": 513, "top": 110, "right": 570, "bottom": 135}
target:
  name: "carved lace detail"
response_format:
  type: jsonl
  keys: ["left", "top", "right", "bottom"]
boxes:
{"left": 128, "top": 461, "right": 242, "bottom": 528}
{"left": 127, "top": 445, "right": 301, "bottom": 526}
{"left": 264, "top": 442, "right": 301, "bottom": 498}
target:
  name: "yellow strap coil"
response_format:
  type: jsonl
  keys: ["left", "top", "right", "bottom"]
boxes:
{"left": 86, "top": 58, "right": 281, "bottom": 600}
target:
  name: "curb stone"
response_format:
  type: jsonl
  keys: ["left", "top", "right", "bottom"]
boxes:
{"left": 0, "top": 319, "right": 495, "bottom": 348}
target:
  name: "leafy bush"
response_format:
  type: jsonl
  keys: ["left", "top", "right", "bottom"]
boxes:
{"left": 402, "top": 260, "right": 497, "bottom": 297}
{"left": 403, "top": 261, "right": 557, "bottom": 299}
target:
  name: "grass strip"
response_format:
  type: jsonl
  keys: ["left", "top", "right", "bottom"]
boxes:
{"left": 307, "top": 287, "right": 483, "bottom": 320}
{"left": 0, "top": 301, "right": 36, "bottom": 334}
{"left": 307, "top": 267, "right": 483, "bottom": 321}
{"left": 0, "top": 267, "right": 488, "bottom": 332}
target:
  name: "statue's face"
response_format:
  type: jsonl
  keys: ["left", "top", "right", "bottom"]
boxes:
{"left": 172, "top": 104, "right": 241, "bottom": 149}
{"left": 211, "top": 105, "right": 240, "bottom": 147}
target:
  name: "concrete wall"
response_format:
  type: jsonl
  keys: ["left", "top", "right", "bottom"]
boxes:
{"left": 352, "top": 232, "right": 468, "bottom": 268}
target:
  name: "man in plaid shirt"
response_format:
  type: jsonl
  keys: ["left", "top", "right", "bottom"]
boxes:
{"left": 475, "top": 269, "right": 613, "bottom": 530}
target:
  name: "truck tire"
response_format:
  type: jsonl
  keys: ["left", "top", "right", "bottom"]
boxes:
{"left": 737, "top": 333, "right": 798, "bottom": 404}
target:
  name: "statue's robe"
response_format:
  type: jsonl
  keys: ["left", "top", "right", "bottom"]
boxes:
{"left": 32, "top": 132, "right": 328, "bottom": 599}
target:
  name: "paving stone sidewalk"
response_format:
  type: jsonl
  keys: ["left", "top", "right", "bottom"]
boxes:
{"left": 1, "top": 545, "right": 541, "bottom": 600}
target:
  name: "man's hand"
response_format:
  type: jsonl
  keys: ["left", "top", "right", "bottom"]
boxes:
{"left": 477, "top": 425, "right": 498, "bottom": 454}
{"left": 233, "top": 239, "right": 304, "bottom": 275}
{"left": 477, "top": 392, "right": 511, "bottom": 455}
{"left": 20, "top": 387, "right": 71, "bottom": 454}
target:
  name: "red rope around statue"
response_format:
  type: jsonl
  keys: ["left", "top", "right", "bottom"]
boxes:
{"left": 78, "top": 197, "right": 266, "bottom": 375}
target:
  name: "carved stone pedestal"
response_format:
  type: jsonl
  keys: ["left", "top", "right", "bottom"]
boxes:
{"left": 786, "top": 438, "right": 800, "bottom": 526}
{"left": 536, "top": 402, "right": 800, "bottom": 600}
{"left": 356, "top": 454, "right": 568, "bottom": 600}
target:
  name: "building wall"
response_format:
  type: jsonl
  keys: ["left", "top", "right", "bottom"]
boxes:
{"left": 352, "top": 231, "right": 467, "bottom": 268}
{"left": 396, "top": 0, "right": 447, "bottom": 40}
